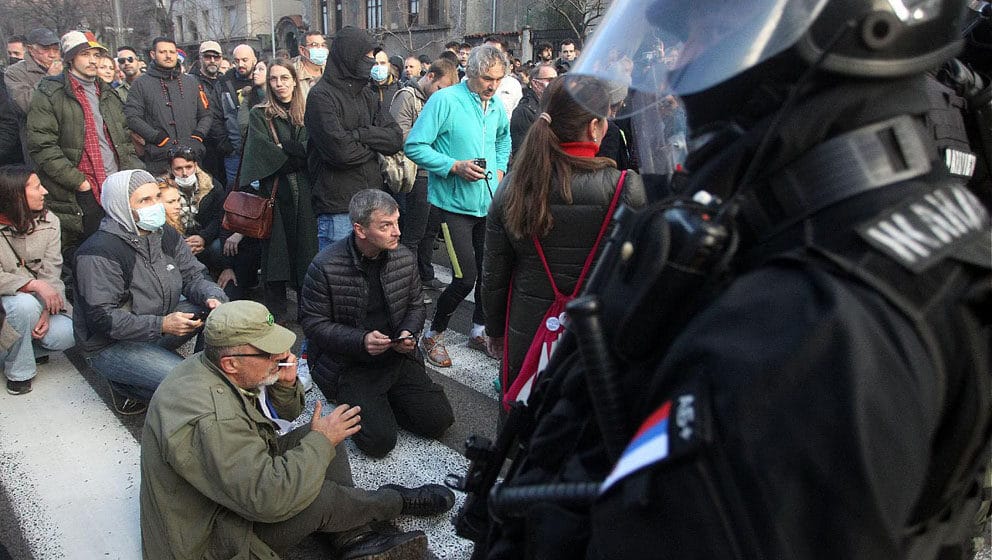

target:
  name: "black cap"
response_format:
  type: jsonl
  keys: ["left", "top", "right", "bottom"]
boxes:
{"left": 26, "top": 28, "right": 59, "bottom": 46}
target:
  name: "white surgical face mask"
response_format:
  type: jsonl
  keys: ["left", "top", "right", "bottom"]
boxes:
{"left": 308, "top": 47, "right": 328, "bottom": 66}
{"left": 135, "top": 203, "right": 166, "bottom": 231}
{"left": 174, "top": 174, "right": 197, "bottom": 187}
{"left": 370, "top": 64, "right": 389, "bottom": 82}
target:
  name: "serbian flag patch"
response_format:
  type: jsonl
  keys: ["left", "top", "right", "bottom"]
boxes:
{"left": 600, "top": 400, "right": 671, "bottom": 493}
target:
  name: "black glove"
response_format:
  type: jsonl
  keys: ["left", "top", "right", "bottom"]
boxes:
{"left": 279, "top": 155, "right": 308, "bottom": 174}
{"left": 282, "top": 139, "right": 306, "bottom": 159}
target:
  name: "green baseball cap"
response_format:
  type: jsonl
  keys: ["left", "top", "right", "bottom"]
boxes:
{"left": 204, "top": 301, "right": 295, "bottom": 354}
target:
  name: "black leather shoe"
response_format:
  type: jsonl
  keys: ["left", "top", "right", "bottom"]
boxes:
{"left": 381, "top": 483, "right": 456, "bottom": 517}
{"left": 339, "top": 529, "right": 427, "bottom": 560}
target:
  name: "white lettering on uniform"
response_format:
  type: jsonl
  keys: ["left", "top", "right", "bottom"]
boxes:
{"left": 866, "top": 213, "right": 940, "bottom": 263}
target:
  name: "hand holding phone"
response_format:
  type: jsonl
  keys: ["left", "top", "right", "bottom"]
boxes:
{"left": 390, "top": 334, "right": 415, "bottom": 343}
{"left": 191, "top": 310, "right": 210, "bottom": 322}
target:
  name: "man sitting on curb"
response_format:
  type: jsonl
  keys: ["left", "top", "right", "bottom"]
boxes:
{"left": 300, "top": 189, "right": 454, "bottom": 457}
{"left": 140, "top": 300, "right": 456, "bottom": 559}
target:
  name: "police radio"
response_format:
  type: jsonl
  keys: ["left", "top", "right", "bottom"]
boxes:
{"left": 583, "top": 190, "right": 738, "bottom": 365}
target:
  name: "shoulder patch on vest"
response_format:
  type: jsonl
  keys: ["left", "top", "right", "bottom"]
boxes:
{"left": 857, "top": 185, "right": 990, "bottom": 273}
{"left": 600, "top": 385, "right": 709, "bottom": 494}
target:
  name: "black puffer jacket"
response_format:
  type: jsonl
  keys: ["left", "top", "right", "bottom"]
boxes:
{"left": 299, "top": 234, "right": 425, "bottom": 390}
{"left": 305, "top": 27, "right": 402, "bottom": 215}
{"left": 482, "top": 166, "right": 646, "bottom": 385}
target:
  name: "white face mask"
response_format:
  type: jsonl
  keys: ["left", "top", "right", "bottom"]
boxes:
{"left": 174, "top": 174, "right": 197, "bottom": 188}
{"left": 134, "top": 203, "right": 166, "bottom": 231}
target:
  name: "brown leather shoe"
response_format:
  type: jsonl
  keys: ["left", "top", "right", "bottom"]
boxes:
{"left": 420, "top": 334, "right": 452, "bottom": 367}
{"left": 467, "top": 335, "right": 500, "bottom": 360}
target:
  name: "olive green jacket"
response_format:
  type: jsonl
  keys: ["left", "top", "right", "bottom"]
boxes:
{"left": 26, "top": 73, "right": 142, "bottom": 241}
{"left": 140, "top": 353, "right": 335, "bottom": 559}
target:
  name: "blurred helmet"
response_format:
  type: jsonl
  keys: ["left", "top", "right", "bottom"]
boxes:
{"left": 567, "top": 0, "right": 969, "bottom": 115}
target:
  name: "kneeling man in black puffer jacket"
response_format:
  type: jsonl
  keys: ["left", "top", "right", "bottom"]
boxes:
{"left": 300, "top": 189, "right": 454, "bottom": 457}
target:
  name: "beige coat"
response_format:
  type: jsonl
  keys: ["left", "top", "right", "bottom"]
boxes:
{"left": 0, "top": 211, "right": 70, "bottom": 351}
{"left": 0, "top": 211, "right": 70, "bottom": 311}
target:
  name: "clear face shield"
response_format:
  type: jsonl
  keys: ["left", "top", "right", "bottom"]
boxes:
{"left": 563, "top": 0, "right": 828, "bottom": 175}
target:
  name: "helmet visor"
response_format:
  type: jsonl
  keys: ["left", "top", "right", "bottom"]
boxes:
{"left": 567, "top": 0, "right": 828, "bottom": 115}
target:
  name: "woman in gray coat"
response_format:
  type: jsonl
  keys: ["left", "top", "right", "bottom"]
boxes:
{"left": 482, "top": 77, "right": 646, "bottom": 403}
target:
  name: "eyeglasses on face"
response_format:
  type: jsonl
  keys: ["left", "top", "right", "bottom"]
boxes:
{"left": 305, "top": 42, "right": 326, "bottom": 48}
{"left": 117, "top": 56, "right": 135, "bottom": 64}
{"left": 202, "top": 53, "right": 222, "bottom": 60}
{"left": 226, "top": 352, "right": 274, "bottom": 360}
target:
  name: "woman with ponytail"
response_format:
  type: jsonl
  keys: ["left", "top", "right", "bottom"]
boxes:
{"left": 482, "top": 76, "right": 646, "bottom": 402}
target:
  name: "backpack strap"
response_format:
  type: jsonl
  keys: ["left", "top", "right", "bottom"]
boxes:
{"left": 532, "top": 170, "right": 628, "bottom": 298}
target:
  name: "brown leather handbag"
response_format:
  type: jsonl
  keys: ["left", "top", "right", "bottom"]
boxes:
{"left": 222, "top": 118, "right": 281, "bottom": 239}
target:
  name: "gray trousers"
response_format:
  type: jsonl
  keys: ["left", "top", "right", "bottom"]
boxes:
{"left": 253, "top": 425, "right": 404, "bottom": 553}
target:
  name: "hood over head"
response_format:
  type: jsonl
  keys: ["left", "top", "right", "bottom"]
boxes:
{"left": 100, "top": 169, "right": 157, "bottom": 234}
{"left": 329, "top": 26, "right": 377, "bottom": 81}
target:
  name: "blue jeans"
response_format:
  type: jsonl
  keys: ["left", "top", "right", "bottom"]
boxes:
{"left": 1, "top": 293, "right": 75, "bottom": 382}
{"left": 317, "top": 213, "right": 353, "bottom": 251}
{"left": 86, "top": 300, "right": 205, "bottom": 401}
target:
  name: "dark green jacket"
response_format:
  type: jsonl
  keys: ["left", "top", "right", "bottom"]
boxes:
{"left": 140, "top": 353, "right": 332, "bottom": 559}
{"left": 26, "top": 73, "right": 142, "bottom": 239}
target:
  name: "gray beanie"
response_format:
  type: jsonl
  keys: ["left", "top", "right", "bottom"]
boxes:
{"left": 128, "top": 169, "right": 157, "bottom": 196}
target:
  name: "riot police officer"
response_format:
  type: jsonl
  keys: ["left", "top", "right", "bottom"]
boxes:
{"left": 476, "top": 1, "right": 992, "bottom": 559}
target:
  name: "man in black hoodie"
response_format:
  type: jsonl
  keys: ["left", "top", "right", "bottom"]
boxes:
{"left": 305, "top": 26, "right": 403, "bottom": 251}
{"left": 124, "top": 37, "right": 212, "bottom": 175}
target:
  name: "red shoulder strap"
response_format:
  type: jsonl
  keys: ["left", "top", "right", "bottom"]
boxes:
{"left": 532, "top": 169, "right": 628, "bottom": 298}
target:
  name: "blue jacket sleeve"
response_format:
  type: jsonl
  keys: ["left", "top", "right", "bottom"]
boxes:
{"left": 404, "top": 95, "right": 456, "bottom": 176}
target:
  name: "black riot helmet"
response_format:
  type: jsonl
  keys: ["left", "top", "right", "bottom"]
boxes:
{"left": 567, "top": 0, "right": 969, "bottom": 114}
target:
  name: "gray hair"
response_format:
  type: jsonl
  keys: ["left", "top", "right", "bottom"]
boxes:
{"left": 349, "top": 189, "right": 399, "bottom": 227}
{"left": 529, "top": 62, "right": 557, "bottom": 81}
{"left": 466, "top": 45, "right": 509, "bottom": 79}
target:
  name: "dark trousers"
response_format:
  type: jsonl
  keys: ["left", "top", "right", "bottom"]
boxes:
{"left": 329, "top": 356, "right": 454, "bottom": 458}
{"left": 432, "top": 210, "right": 486, "bottom": 333}
{"left": 396, "top": 175, "right": 438, "bottom": 281}
{"left": 253, "top": 426, "right": 404, "bottom": 554}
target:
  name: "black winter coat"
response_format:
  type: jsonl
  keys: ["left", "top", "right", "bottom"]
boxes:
{"left": 482, "top": 166, "right": 646, "bottom": 385}
{"left": 304, "top": 65, "right": 403, "bottom": 215}
{"left": 124, "top": 63, "right": 212, "bottom": 174}
{"left": 299, "top": 235, "right": 425, "bottom": 390}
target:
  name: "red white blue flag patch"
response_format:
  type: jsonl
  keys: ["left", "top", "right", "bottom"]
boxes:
{"left": 600, "top": 400, "right": 671, "bottom": 493}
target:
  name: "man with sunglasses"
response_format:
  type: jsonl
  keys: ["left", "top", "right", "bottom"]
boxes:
{"left": 141, "top": 300, "right": 457, "bottom": 560}
{"left": 113, "top": 46, "right": 140, "bottom": 102}
{"left": 189, "top": 40, "right": 239, "bottom": 186}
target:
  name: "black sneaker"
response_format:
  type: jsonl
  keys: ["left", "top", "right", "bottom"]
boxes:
{"left": 108, "top": 382, "right": 147, "bottom": 415}
{"left": 381, "top": 483, "right": 456, "bottom": 517}
{"left": 6, "top": 378, "right": 32, "bottom": 395}
{"left": 35, "top": 355, "right": 49, "bottom": 365}
{"left": 338, "top": 529, "right": 427, "bottom": 560}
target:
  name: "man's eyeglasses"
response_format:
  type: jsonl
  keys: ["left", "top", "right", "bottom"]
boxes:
{"left": 117, "top": 56, "right": 135, "bottom": 64}
{"left": 304, "top": 42, "right": 326, "bottom": 48}
{"left": 226, "top": 352, "right": 273, "bottom": 360}
{"left": 202, "top": 53, "right": 222, "bottom": 60}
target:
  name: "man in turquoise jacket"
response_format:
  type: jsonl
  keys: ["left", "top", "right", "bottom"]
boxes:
{"left": 405, "top": 45, "right": 510, "bottom": 368}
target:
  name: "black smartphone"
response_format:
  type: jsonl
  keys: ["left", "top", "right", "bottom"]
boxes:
{"left": 390, "top": 334, "right": 415, "bottom": 343}
{"left": 472, "top": 158, "right": 487, "bottom": 169}
{"left": 192, "top": 310, "right": 210, "bottom": 322}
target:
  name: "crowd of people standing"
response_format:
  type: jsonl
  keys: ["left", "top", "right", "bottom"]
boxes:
{"left": 0, "top": 23, "right": 659, "bottom": 558}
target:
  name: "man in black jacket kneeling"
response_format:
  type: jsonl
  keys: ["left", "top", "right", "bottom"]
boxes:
{"left": 300, "top": 189, "right": 454, "bottom": 457}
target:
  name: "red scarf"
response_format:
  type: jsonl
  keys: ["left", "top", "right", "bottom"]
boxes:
{"left": 68, "top": 74, "right": 112, "bottom": 203}
{"left": 560, "top": 141, "right": 600, "bottom": 158}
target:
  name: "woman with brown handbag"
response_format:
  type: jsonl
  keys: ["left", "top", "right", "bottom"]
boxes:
{"left": 238, "top": 59, "right": 317, "bottom": 321}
